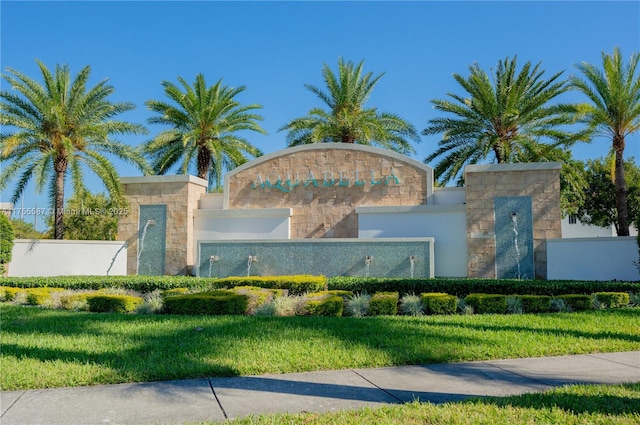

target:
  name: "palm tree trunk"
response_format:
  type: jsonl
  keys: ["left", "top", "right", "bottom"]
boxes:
{"left": 196, "top": 146, "right": 211, "bottom": 181}
{"left": 53, "top": 158, "right": 67, "bottom": 240}
{"left": 613, "top": 136, "right": 630, "bottom": 236}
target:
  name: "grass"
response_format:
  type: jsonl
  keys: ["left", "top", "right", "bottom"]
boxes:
{"left": 1, "top": 304, "right": 639, "bottom": 391}
{"left": 219, "top": 382, "right": 640, "bottom": 424}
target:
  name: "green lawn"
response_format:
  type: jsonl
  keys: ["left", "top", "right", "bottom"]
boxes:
{"left": 1, "top": 304, "right": 639, "bottom": 391}
{"left": 221, "top": 382, "right": 640, "bottom": 424}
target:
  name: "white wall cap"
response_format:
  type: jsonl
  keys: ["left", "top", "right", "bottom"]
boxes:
{"left": 464, "top": 162, "right": 562, "bottom": 174}
{"left": 120, "top": 175, "right": 208, "bottom": 187}
{"left": 194, "top": 208, "right": 293, "bottom": 218}
{"left": 14, "top": 239, "right": 126, "bottom": 245}
{"left": 356, "top": 204, "right": 466, "bottom": 214}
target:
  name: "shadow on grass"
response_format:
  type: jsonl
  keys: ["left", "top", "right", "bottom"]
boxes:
{"left": 468, "top": 382, "right": 640, "bottom": 416}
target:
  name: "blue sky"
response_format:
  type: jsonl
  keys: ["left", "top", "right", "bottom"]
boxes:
{"left": 1, "top": 1, "right": 639, "bottom": 229}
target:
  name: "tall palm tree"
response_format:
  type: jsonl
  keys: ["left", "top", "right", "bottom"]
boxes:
{"left": 0, "top": 60, "right": 149, "bottom": 239}
{"left": 571, "top": 48, "right": 640, "bottom": 236}
{"left": 423, "top": 56, "right": 587, "bottom": 184}
{"left": 142, "top": 74, "right": 266, "bottom": 189}
{"left": 280, "top": 58, "right": 420, "bottom": 155}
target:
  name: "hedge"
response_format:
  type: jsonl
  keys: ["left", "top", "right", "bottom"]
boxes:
{"left": 0, "top": 275, "right": 213, "bottom": 292}
{"left": 518, "top": 295, "right": 551, "bottom": 313}
{"left": 554, "top": 294, "right": 592, "bottom": 311}
{"left": 214, "top": 275, "right": 326, "bottom": 295}
{"left": 86, "top": 294, "right": 144, "bottom": 313}
{"left": 328, "top": 277, "right": 640, "bottom": 297}
{"left": 594, "top": 292, "right": 630, "bottom": 308}
{"left": 369, "top": 292, "right": 399, "bottom": 316}
{"left": 0, "top": 286, "right": 22, "bottom": 301}
{"left": 421, "top": 293, "right": 457, "bottom": 315}
{"left": 25, "top": 288, "right": 64, "bottom": 306}
{"left": 306, "top": 295, "right": 344, "bottom": 316}
{"left": 465, "top": 294, "right": 507, "bottom": 314}
{"left": 163, "top": 290, "right": 248, "bottom": 315}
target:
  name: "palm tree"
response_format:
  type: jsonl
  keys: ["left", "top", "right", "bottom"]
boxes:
{"left": 423, "top": 56, "right": 587, "bottom": 184}
{"left": 571, "top": 48, "right": 640, "bottom": 236}
{"left": 0, "top": 60, "right": 149, "bottom": 239}
{"left": 142, "top": 74, "right": 266, "bottom": 189}
{"left": 280, "top": 58, "right": 420, "bottom": 155}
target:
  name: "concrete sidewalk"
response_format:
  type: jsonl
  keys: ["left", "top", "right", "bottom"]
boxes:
{"left": 1, "top": 351, "right": 639, "bottom": 425}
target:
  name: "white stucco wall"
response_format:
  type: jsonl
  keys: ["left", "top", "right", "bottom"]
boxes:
{"left": 193, "top": 208, "right": 291, "bottom": 243}
{"left": 9, "top": 239, "right": 127, "bottom": 277}
{"left": 547, "top": 236, "right": 639, "bottom": 281}
{"left": 357, "top": 205, "right": 467, "bottom": 277}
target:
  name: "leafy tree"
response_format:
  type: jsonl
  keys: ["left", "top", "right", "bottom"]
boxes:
{"left": 0, "top": 213, "right": 14, "bottom": 275}
{"left": 280, "top": 58, "right": 420, "bottom": 155}
{"left": 10, "top": 218, "right": 44, "bottom": 239}
{"left": 142, "top": 74, "right": 266, "bottom": 190}
{"left": 571, "top": 48, "right": 640, "bottom": 236}
{"left": 0, "top": 60, "right": 149, "bottom": 239}
{"left": 576, "top": 157, "right": 640, "bottom": 234}
{"left": 47, "top": 192, "right": 123, "bottom": 241}
{"left": 423, "top": 56, "right": 588, "bottom": 184}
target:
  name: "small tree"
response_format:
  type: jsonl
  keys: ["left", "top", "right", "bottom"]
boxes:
{"left": 576, "top": 157, "right": 640, "bottom": 234}
{"left": 0, "top": 213, "right": 14, "bottom": 275}
{"left": 47, "top": 192, "right": 123, "bottom": 240}
{"left": 10, "top": 218, "right": 44, "bottom": 239}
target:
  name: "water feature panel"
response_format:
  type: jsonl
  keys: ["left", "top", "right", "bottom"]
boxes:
{"left": 494, "top": 197, "right": 534, "bottom": 279}
{"left": 137, "top": 205, "right": 167, "bottom": 275}
{"left": 197, "top": 238, "right": 434, "bottom": 278}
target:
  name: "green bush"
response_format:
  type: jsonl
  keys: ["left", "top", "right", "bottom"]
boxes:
{"left": 86, "top": 294, "right": 144, "bottom": 313}
{"left": 327, "top": 276, "right": 640, "bottom": 297}
{"left": 518, "top": 295, "right": 551, "bottom": 313}
{"left": 593, "top": 292, "right": 630, "bottom": 308}
{"left": 0, "top": 214, "right": 14, "bottom": 276}
{"left": 160, "top": 288, "right": 190, "bottom": 298}
{"left": 163, "top": 290, "right": 248, "bottom": 315}
{"left": 306, "top": 295, "right": 344, "bottom": 316}
{"left": 369, "top": 292, "right": 399, "bottom": 316}
{"left": 554, "top": 294, "right": 592, "bottom": 311}
{"left": 60, "top": 293, "right": 92, "bottom": 310}
{"left": 0, "top": 286, "right": 22, "bottom": 301}
{"left": 215, "top": 275, "right": 326, "bottom": 295}
{"left": 464, "top": 294, "right": 507, "bottom": 314}
{"left": 421, "top": 293, "right": 457, "bottom": 315}
{"left": 25, "top": 288, "right": 63, "bottom": 306}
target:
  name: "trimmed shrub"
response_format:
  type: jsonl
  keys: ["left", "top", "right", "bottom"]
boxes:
{"left": 593, "top": 292, "right": 630, "bottom": 308}
{"left": 421, "top": 293, "right": 456, "bottom": 315}
{"left": 25, "top": 288, "right": 64, "bottom": 306}
{"left": 369, "top": 292, "right": 399, "bottom": 316}
{"left": 0, "top": 286, "right": 22, "bottom": 301}
{"left": 163, "top": 290, "right": 248, "bottom": 315}
{"left": 160, "top": 288, "right": 190, "bottom": 298}
{"left": 554, "top": 294, "right": 592, "bottom": 311}
{"left": 464, "top": 294, "right": 506, "bottom": 314}
{"left": 60, "top": 293, "right": 92, "bottom": 310}
{"left": 519, "top": 295, "right": 551, "bottom": 313}
{"left": 215, "top": 275, "right": 326, "bottom": 295}
{"left": 86, "top": 294, "right": 144, "bottom": 313}
{"left": 306, "top": 295, "right": 343, "bottom": 316}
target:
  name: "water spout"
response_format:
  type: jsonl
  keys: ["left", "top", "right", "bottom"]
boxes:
{"left": 136, "top": 219, "right": 155, "bottom": 274}
{"left": 247, "top": 255, "right": 257, "bottom": 276}
{"left": 208, "top": 255, "right": 219, "bottom": 278}
{"left": 511, "top": 212, "right": 522, "bottom": 279}
{"left": 364, "top": 255, "right": 372, "bottom": 277}
{"left": 409, "top": 255, "right": 416, "bottom": 279}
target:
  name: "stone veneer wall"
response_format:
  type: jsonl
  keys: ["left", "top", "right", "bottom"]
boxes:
{"left": 465, "top": 163, "right": 562, "bottom": 279}
{"left": 225, "top": 145, "right": 432, "bottom": 238}
{"left": 118, "top": 175, "right": 207, "bottom": 275}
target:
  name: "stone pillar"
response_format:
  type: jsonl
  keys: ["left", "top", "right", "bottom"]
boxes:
{"left": 118, "top": 175, "right": 207, "bottom": 275}
{"left": 465, "top": 163, "right": 562, "bottom": 279}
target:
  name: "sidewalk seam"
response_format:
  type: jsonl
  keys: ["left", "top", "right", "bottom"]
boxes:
{"left": 481, "top": 361, "right": 556, "bottom": 388}
{"left": 586, "top": 353, "right": 640, "bottom": 369}
{"left": 208, "top": 378, "right": 228, "bottom": 420}
{"left": 349, "top": 370, "right": 404, "bottom": 403}
{"left": 0, "top": 390, "right": 26, "bottom": 419}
